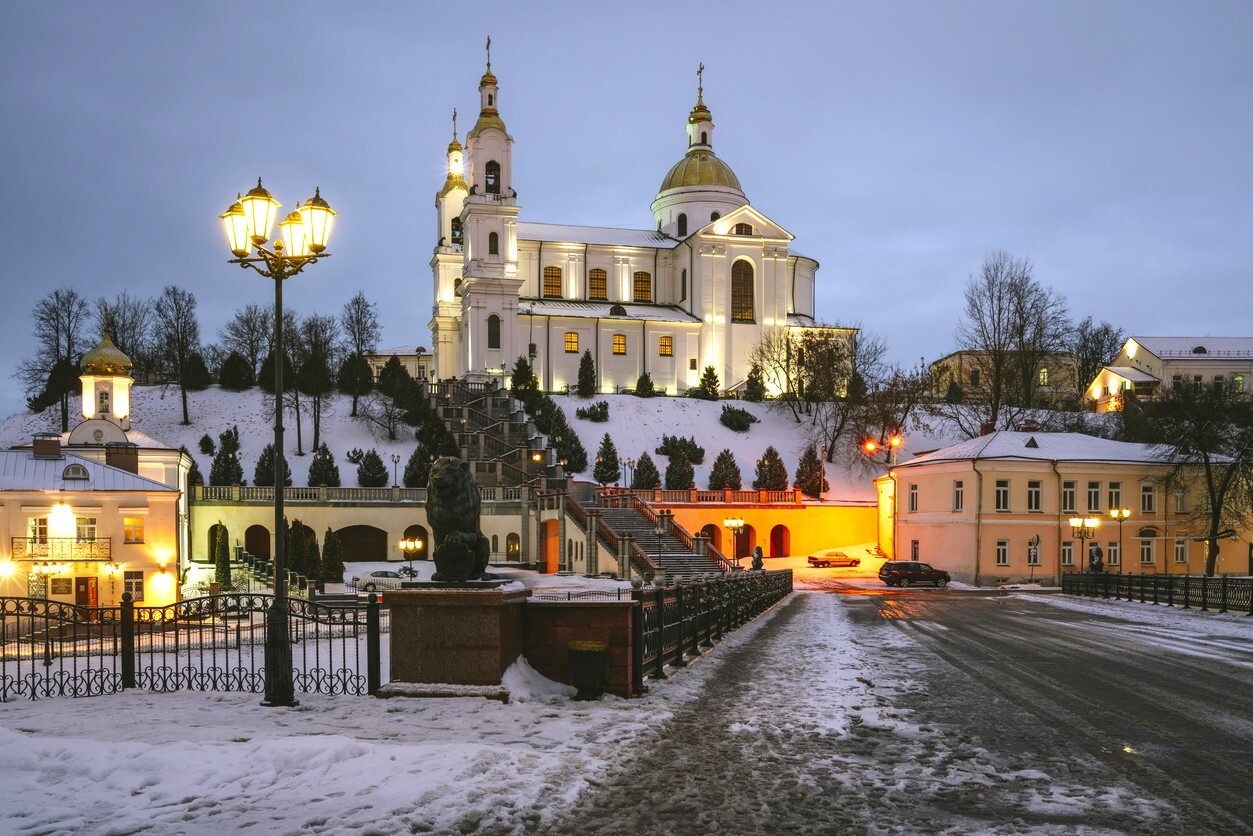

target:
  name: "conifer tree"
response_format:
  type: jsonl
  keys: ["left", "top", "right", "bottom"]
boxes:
{"left": 199, "top": 434, "right": 215, "bottom": 455}
{"left": 794, "top": 445, "right": 829, "bottom": 498}
{"left": 404, "top": 444, "right": 432, "bottom": 488}
{"left": 181, "top": 446, "right": 204, "bottom": 486}
{"left": 356, "top": 448, "right": 389, "bottom": 487}
{"left": 665, "top": 449, "right": 695, "bottom": 490}
{"left": 307, "top": 442, "right": 341, "bottom": 487}
{"left": 214, "top": 524, "right": 231, "bottom": 586}
{"left": 209, "top": 442, "right": 243, "bottom": 485}
{"left": 577, "top": 349, "right": 597, "bottom": 398}
{"left": 377, "top": 354, "right": 411, "bottom": 399}
{"left": 286, "top": 520, "right": 308, "bottom": 577}
{"left": 593, "top": 433, "right": 621, "bottom": 484}
{"left": 631, "top": 451, "right": 661, "bottom": 490}
{"left": 218, "top": 350, "right": 255, "bottom": 390}
{"left": 695, "top": 365, "right": 721, "bottom": 400}
{"left": 744, "top": 363, "right": 766, "bottom": 402}
{"left": 634, "top": 371, "right": 655, "bottom": 397}
{"left": 320, "top": 527, "right": 344, "bottom": 584}
{"left": 253, "top": 442, "right": 292, "bottom": 487}
{"left": 753, "top": 446, "right": 789, "bottom": 491}
{"left": 708, "top": 448, "right": 743, "bottom": 490}
{"left": 306, "top": 529, "right": 321, "bottom": 583}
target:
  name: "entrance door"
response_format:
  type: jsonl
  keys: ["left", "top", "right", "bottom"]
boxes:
{"left": 75, "top": 576, "right": 99, "bottom": 607}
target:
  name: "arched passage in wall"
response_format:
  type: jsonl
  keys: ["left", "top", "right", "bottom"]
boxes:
{"left": 207, "top": 523, "right": 228, "bottom": 562}
{"left": 700, "top": 523, "right": 721, "bottom": 551}
{"left": 770, "top": 525, "right": 790, "bottom": 558}
{"left": 538, "top": 521, "right": 559, "bottom": 573}
{"left": 244, "top": 525, "right": 270, "bottom": 559}
{"left": 403, "top": 524, "right": 429, "bottom": 560}
{"left": 336, "top": 525, "right": 388, "bottom": 562}
{"left": 506, "top": 532, "right": 521, "bottom": 562}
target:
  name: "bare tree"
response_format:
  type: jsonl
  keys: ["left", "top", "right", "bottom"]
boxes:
{"left": 219, "top": 303, "right": 271, "bottom": 377}
{"left": 17, "top": 287, "right": 91, "bottom": 431}
{"left": 153, "top": 286, "right": 201, "bottom": 425}
{"left": 296, "top": 313, "right": 341, "bottom": 451}
{"left": 94, "top": 291, "right": 154, "bottom": 380}
{"left": 1072, "top": 316, "right": 1125, "bottom": 393}
{"left": 355, "top": 391, "right": 406, "bottom": 441}
{"left": 339, "top": 291, "right": 381, "bottom": 416}
{"left": 807, "top": 329, "right": 888, "bottom": 462}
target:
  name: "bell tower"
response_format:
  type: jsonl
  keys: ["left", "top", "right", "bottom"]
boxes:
{"left": 79, "top": 328, "right": 134, "bottom": 431}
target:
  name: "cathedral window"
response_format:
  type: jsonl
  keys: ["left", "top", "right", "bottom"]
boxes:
{"left": 450, "top": 218, "right": 463, "bottom": 247}
{"left": 731, "top": 260, "right": 755, "bottom": 322}
{"left": 734, "top": 223, "right": 753, "bottom": 236}
{"left": 588, "top": 268, "right": 607, "bottom": 300}
{"left": 700, "top": 131, "right": 707, "bottom": 144}
{"left": 564, "top": 332, "right": 579, "bottom": 353}
{"left": 710, "top": 211, "right": 720, "bottom": 222}
{"left": 633, "top": 271, "right": 652, "bottom": 303}
{"left": 681, "top": 269, "right": 687, "bottom": 301}
{"left": 488, "top": 232, "right": 499, "bottom": 255}
{"left": 612, "top": 334, "right": 626, "bottom": 355}
{"left": 659, "top": 336, "right": 673, "bottom": 357}
{"left": 677, "top": 213, "right": 688, "bottom": 237}
{"left": 487, "top": 315, "right": 501, "bottom": 349}
{"left": 485, "top": 160, "right": 501, "bottom": 195}
{"left": 544, "top": 266, "right": 563, "bottom": 298}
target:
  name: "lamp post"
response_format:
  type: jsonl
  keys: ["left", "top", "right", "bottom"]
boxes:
{"left": 654, "top": 510, "right": 669, "bottom": 561}
{"left": 221, "top": 177, "right": 337, "bottom": 708}
{"left": 398, "top": 537, "right": 422, "bottom": 579}
{"left": 625, "top": 458, "right": 636, "bottom": 488}
{"left": 390, "top": 453, "right": 401, "bottom": 487}
{"left": 33, "top": 561, "right": 54, "bottom": 666}
{"left": 1109, "top": 508, "right": 1131, "bottom": 572}
{"left": 1070, "top": 515, "right": 1101, "bottom": 570}
{"left": 724, "top": 516, "right": 745, "bottom": 569}
{"left": 862, "top": 434, "right": 903, "bottom": 467}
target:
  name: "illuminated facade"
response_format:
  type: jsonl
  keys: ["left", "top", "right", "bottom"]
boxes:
{"left": 1085, "top": 336, "right": 1253, "bottom": 411}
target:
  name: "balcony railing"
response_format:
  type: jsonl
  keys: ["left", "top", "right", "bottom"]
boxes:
{"left": 11, "top": 538, "right": 112, "bottom": 560}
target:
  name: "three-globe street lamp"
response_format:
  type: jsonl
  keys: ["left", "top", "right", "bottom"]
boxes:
{"left": 398, "top": 537, "right": 423, "bottom": 579}
{"left": 1069, "top": 515, "right": 1101, "bottom": 570}
{"left": 724, "top": 516, "right": 746, "bottom": 569}
{"left": 1109, "top": 508, "right": 1132, "bottom": 572}
{"left": 220, "top": 178, "right": 337, "bottom": 708}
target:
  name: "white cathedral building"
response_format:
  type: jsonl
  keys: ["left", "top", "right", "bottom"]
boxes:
{"left": 429, "top": 57, "right": 845, "bottom": 395}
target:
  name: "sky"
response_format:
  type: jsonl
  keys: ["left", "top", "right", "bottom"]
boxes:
{"left": 2, "top": 1, "right": 1251, "bottom": 418}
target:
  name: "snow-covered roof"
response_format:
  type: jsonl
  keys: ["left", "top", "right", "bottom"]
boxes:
{"left": 1131, "top": 336, "right": 1253, "bottom": 359}
{"left": 372, "top": 345, "right": 427, "bottom": 357}
{"left": 0, "top": 450, "right": 177, "bottom": 492}
{"left": 897, "top": 431, "right": 1169, "bottom": 469}
{"left": 521, "top": 300, "right": 700, "bottom": 324}
{"left": 517, "top": 222, "right": 680, "bottom": 249}
{"left": 1103, "top": 366, "right": 1158, "bottom": 383}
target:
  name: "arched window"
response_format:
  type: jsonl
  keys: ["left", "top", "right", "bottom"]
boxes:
{"left": 609, "top": 304, "right": 627, "bottom": 316}
{"left": 491, "top": 534, "right": 499, "bottom": 553}
{"left": 487, "top": 314, "right": 501, "bottom": 349}
{"left": 633, "top": 271, "right": 652, "bottom": 303}
{"left": 62, "top": 463, "right": 89, "bottom": 480}
{"left": 677, "top": 213, "right": 688, "bottom": 237}
{"left": 734, "top": 222, "right": 753, "bottom": 236}
{"left": 506, "top": 532, "right": 521, "bottom": 559}
{"left": 711, "top": 211, "right": 720, "bottom": 222}
{"left": 731, "top": 260, "right": 755, "bottom": 322}
{"left": 488, "top": 231, "right": 499, "bottom": 255}
{"left": 700, "top": 131, "right": 707, "bottom": 144}
{"left": 612, "top": 334, "right": 626, "bottom": 355}
{"left": 450, "top": 217, "right": 462, "bottom": 247}
{"left": 588, "top": 268, "right": 607, "bottom": 300}
{"left": 681, "top": 268, "right": 687, "bottom": 301}
{"left": 485, "top": 160, "right": 500, "bottom": 195}
{"left": 544, "top": 266, "right": 562, "bottom": 298}
{"left": 487, "top": 94, "right": 494, "bottom": 107}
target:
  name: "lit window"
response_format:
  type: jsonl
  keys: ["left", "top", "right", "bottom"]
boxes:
{"left": 996, "top": 540, "right": 1009, "bottom": 566}
{"left": 1038, "top": 367, "right": 1049, "bottom": 386}
{"left": 659, "top": 336, "right": 673, "bottom": 357}
{"left": 124, "top": 570, "right": 145, "bottom": 602}
{"left": 564, "top": 332, "right": 579, "bottom": 353}
{"left": 1027, "top": 481, "right": 1042, "bottom": 512}
{"left": 612, "top": 334, "right": 626, "bottom": 355}
{"left": 588, "top": 269, "right": 607, "bottom": 300}
{"left": 731, "top": 260, "right": 754, "bottom": 322}
{"left": 633, "top": 271, "right": 652, "bottom": 303}
{"left": 995, "top": 480, "right": 1009, "bottom": 512}
{"left": 487, "top": 315, "right": 501, "bottom": 350}
{"left": 544, "top": 266, "right": 562, "bottom": 298}
{"left": 76, "top": 517, "right": 97, "bottom": 542}
{"left": 124, "top": 517, "right": 144, "bottom": 544}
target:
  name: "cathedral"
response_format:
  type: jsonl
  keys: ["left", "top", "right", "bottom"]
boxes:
{"left": 429, "top": 53, "right": 844, "bottom": 395}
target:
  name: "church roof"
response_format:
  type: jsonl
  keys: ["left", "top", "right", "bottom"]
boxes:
{"left": 517, "top": 222, "right": 679, "bottom": 249}
{"left": 658, "top": 150, "right": 743, "bottom": 193}
{"left": 81, "top": 331, "right": 132, "bottom": 376}
{"left": 521, "top": 300, "right": 700, "bottom": 324}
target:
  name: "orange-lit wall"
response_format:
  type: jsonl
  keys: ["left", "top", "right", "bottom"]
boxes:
{"left": 664, "top": 503, "right": 877, "bottom": 558}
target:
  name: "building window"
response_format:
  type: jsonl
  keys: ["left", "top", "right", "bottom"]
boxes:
{"left": 996, "top": 540, "right": 1009, "bottom": 566}
{"left": 544, "top": 266, "right": 562, "bottom": 298}
{"left": 450, "top": 217, "right": 462, "bottom": 247}
{"left": 953, "top": 480, "right": 964, "bottom": 512}
{"left": 612, "top": 334, "right": 626, "bottom": 355}
{"left": 1173, "top": 486, "right": 1186, "bottom": 513}
{"left": 1171, "top": 374, "right": 1183, "bottom": 391}
{"left": 633, "top": 271, "right": 652, "bottom": 303}
{"left": 1062, "top": 542, "right": 1074, "bottom": 566}
{"left": 588, "top": 268, "right": 607, "bottom": 300}
{"left": 564, "top": 332, "right": 578, "bottom": 353}
{"left": 1140, "top": 483, "right": 1155, "bottom": 513}
{"left": 734, "top": 222, "right": 753, "bottom": 235}
{"left": 62, "top": 463, "right": 89, "bottom": 480}
{"left": 1107, "top": 541, "right": 1120, "bottom": 566}
{"left": 487, "top": 314, "right": 501, "bottom": 350}
{"left": 1108, "top": 482, "right": 1122, "bottom": 510}
{"left": 970, "top": 368, "right": 980, "bottom": 387}
{"left": 1062, "top": 481, "right": 1076, "bottom": 513}
{"left": 484, "top": 160, "right": 500, "bottom": 195}
{"left": 1087, "top": 481, "right": 1101, "bottom": 512}
{"left": 1234, "top": 374, "right": 1245, "bottom": 393}
{"left": 659, "top": 336, "right": 673, "bottom": 357}
{"left": 710, "top": 211, "right": 720, "bottom": 222}
{"left": 1174, "top": 538, "right": 1187, "bottom": 564}
{"left": 124, "top": 570, "right": 145, "bottom": 602}
{"left": 506, "top": 532, "right": 520, "bottom": 558}
{"left": 907, "top": 484, "right": 918, "bottom": 513}
{"left": 910, "top": 540, "right": 919, "bottom": 561}
{"left": 99, "top": 390, "right": 110, "bottom": 414}
{"left": 689, "top": 358, "right": 698, "bottom": 371}
{"left": 677, "top": 213, "right": 687, "bottom": 237}
{"left": 995, "top": 480, "right": 1009, "bottom": 512}
{"left": 1038, "top": 367, "right": 1049, "bottom": 386}
{"left": 28, "top": 518, "right": 48, "bottom": 544}
{"left": 1027, "top": 481, "right": 1042, "bottom": 513}
{"left": 680, "top": 268, "right": 687, "bottom": 302}
{"left": 1140, "top": 539, "right": 1155, "bottom": 564}
{"left": 124, "top": 517, "right": 144, "bottom": 544}
{"left": 488, "top": 231, "right": 499, "bottom": 255}
{"left": 1027, "top": 543, "right": 1040, "bottom": 565}
{"left": 76, "top": 517, "right": 97, "bottom": 542}
{"left": 731, "top": 260, "right": 754, "bottom": 322}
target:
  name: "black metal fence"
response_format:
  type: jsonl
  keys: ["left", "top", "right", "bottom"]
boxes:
{"left": 0, "top": 593, "right": 386, "bottom": 702}
{"left": 632, "top": 570, "right": 793, "bottom": 693}
{"left": 1062, "top": 572, "right": 1253, "bottom": 615}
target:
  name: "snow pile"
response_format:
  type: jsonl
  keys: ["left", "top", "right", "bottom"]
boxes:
{"left": 501, "top": 655, "right": 575, "bottom": 702}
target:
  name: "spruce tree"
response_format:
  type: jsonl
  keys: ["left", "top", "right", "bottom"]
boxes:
{"left": 320, "top": 527, "right": 344, "bottom": 583}
{"left": 510, "top": 355, "right": 540, "bottom": 406}
{"left": 180, "top": 446, "right": 204, "bottom": 486}
{"left": 286, "top": 520, "right": 307, "bottom": 577}
{"left": 404, "top": 444, "right": 432, "bottom": 487}
{"left": 794, "top": 445, "right": 829, "bottom": 498}
{"left": 744, "top": 364, "right": 766, "bottom": 402}
{"left": 306, "top": 529, "right": 321, "bottom": 583}
{"left": 593, "top": 433, "right": 621, "bottom": 484}
{"left": 258, "top": 351, "right": 295, "bottom": 395}
{"left": 753, "top": 446, "right": 789, "bottom": 491}
{"left": 357, "top": 448, "right": 389, "bottom": 487}
{"left": 209, "top": 445, "right": 243, "bottom": 486}
{"left": 253, "top": 442, "right": 292, "bottom": 487}
{"left": 218, "top": 351, "right": 255, "bottom": 390}
{"left": 307, "top": 442, "right": 341, "bottom": 487}
{"left": 665, "top": 449, "right": 695, "bottom": 490}
{"left": 696, "top": 365, "right": 721, "bottom": 400}
{"left": 634, "top": 371, "right": 656, "bottom": 397}
{"left": 214, "top": 524, "right": 231, "bottom": 586}
{"left": 577, "top": 349, "right": 597, "bottom": 398}
{"left": 184, "top": 351, "right": 212, "bottom": 391}
{"left": 199, "top": 434, "right": 215, "bottom": 455}
{"left": 708, "top": 448, "right": 743, "bottom": 490}
{"left": 631, "top": 451, "right": 661, "bottom": 490}
{"left": 377, "top": 354, "right": 411, "bottom": 399}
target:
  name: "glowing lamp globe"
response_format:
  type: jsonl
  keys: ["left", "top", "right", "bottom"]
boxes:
{"left": 240, "top": 177, "right": 280, "bottom": 245}
{"left": 298, "top": 187, "right": 337, "bottom": 253}
{"left": 278, "top": 208, "right": 309, "bottom": 257}
{"left": 219, "top": 197, "right": 250, "bottom": 257}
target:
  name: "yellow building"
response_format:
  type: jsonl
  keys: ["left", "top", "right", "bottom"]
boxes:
{"left": 877, "top": 431, "right": 1251, "bottom": 585}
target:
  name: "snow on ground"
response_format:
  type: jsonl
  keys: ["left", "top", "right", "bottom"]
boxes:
{"left": 1012, "top": 591, "right": 1253, "bottom": 641}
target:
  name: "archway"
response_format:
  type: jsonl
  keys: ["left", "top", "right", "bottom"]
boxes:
{"left": 403, "top": 524, "right": 429, "bottom": 560}
{"left": 700, "top": 523, "right": 721, "bottom": 551}
{"left": 538, "top": 521, "right": 558, "bottom": 573}
{"left": 244, "top": 524, "right": 270, "bottom": 559}
{"left": 336, "top": 525, "right": 388, "bottom": 562}
{"left": 506, "top": 532, "right": 521, "bottom": 562}
{"left": 770, "top": 525, "right": 790, "bottom": 558}
{"left": 206, "top": 523, "right": 228, "bottom": 562}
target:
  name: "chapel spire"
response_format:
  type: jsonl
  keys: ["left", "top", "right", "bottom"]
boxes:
{"left": 687, "top": 62, "right": 714, "bottom": 151}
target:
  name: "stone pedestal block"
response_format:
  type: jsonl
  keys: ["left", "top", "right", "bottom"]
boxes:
{"left": 386, "top": 587, "right": 528, "bottom": 686}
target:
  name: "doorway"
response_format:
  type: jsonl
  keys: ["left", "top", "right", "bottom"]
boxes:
{"left": 75, "top": 576, "right": 98, "bottom": 607}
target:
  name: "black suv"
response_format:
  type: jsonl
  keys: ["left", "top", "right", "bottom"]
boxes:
{"left": 878, "top": 561, "right": 950, "bottom": 588}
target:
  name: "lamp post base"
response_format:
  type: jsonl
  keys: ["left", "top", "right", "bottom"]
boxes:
{"left": 261, "top": 597, "right": 298, "bottom": 707}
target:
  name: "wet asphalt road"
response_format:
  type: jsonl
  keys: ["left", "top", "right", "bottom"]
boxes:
{"left": 545, "top": 589, "right": 1253, "bottom": 836}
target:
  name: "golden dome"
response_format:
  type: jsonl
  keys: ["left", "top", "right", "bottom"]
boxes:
{"left": 658, "top": 150, "right": 743, "bottom": 193}
{"left": 82, "top": 331, "right": 132, "bottom": 376}
{"left": 469, "top": 109, "right": 508, "bottom": 137}
{"left": 447, "top": 136, "right": 462, "bottom": 154}
{"left": 688, "top": 101, "right": 712, "bottom": 124}
{"left": 480, "top": 70, "right": 497, "bottom": 87}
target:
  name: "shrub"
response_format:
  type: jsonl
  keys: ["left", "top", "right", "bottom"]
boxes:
{"left": 320, "top": 527, "right": 344, "bottom": 583}
{"left": 708, "top": 449, "right": 743, "bottom": 490}
{"left": 631, "top": 452, "right": 661, "bottom": 489}
{"left": 719, "top": 404, "right": 758, "bottom": 432}
{"left": 199, "top": 434, "right": 215, "bottom": 456}
{"left": 743, "top": 364, "right": 766, "bottom": 402}
{"left": 307, "top": 442, "right": 341, "bottom": 487}
{"left": 575, "top": 400, "right": 610, "bottom": 422}
{"left": 356, "top": 449, "right": 389, "bottom": 487}
{"left": 346, "top": 447, "right": 365, "bottom": 465}
{"left": 656, "top": 434, "right": 705, "bottom": 465}
{"left": 664, "top": 450, "right": 694, "bottom": 490}
{"left": 634, "top": 372, "right": 656, "bottom": 398}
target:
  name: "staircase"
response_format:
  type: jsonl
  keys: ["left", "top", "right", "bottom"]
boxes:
{"left": 585, "top": 501, "right": 727, "bottom": 577}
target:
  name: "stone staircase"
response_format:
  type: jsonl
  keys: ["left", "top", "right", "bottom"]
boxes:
{"left": 585, "top": 502, "right": 726, "bottom": 577}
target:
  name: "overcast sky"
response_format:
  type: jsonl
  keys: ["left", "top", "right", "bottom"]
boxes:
{"left": 1, "top": 1, "right": 1250, "bottom": 417}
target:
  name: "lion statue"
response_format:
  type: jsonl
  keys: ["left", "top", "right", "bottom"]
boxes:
{"left": 427, "top": 456, "right": 491, "bottom": 582}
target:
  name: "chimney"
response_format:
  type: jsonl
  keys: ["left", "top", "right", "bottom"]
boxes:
{"left": 1019, "top": 419, "right": 1040, "bottom": 432}
{"left": 979, "top": 420, "right": 996, "bottom": 436}
{"left": 32, "top": 434, "right": 61, "bottom": 459}
{"left": 105, "top": 442, "right": 139, "bottom": 474}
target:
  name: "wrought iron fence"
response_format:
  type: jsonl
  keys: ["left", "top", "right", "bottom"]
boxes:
{"left": 1062, "top": 572, "right": 1253, "bottom": 615}
{"left": 0, "top": 593, "right": 386, "bottom": 702}
{"left": 631, "top": 570, "right": 793, "bottom": 693}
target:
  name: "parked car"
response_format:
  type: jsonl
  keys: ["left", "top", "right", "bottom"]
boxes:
{"left": 351, "top": 570, "right": 403, "bottom": 592}
{"left": 807, "top": 549, "right": 861, "bottom": 568}
{"left": 878, "top": 561, "right": 951, "bottom": 588}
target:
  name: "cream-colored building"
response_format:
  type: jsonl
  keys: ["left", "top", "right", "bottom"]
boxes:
{"left": 1086, "top": 336, "right": 1253, "bottom": 411}
{"left": 364, "top": 344, "right": 435, "bottom": 384}
{"left": 929, "top": 350, "right": 1080, "bottom": 406}
{"left": 876, "top": 431, "right": 1252, "bottom": 585}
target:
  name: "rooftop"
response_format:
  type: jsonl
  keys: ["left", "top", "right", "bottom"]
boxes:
{"left": 517, "top": 222, "right": 679, "bottom": 249}
{"left": 1130, "top": 336, "right": 1253, "bottom": 359}
{"left": 896, "top": 431, "right": 1172, "bottom": 469}
{"left": 0, "top": 450, "right": 177, "bottom": 492}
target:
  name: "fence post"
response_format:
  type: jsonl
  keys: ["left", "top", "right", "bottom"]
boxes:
{"left": 631, "top": 594, "right": 645, "bottom": 695}
{"left": 1139, "top": 573, "right": 1147, "bottom": 603}
{"left": 654, "top": 585, "right": 666, "bottom": 681}
{"left": 1152, "top": 574, "right": 1159, "bottom": 605}
{"left": 121, "top": 592, "right": 135, "bottom": 690}
{"left": 1219, "top": 575, "right": 1228, "bottom": 614}
{"left": 672, "top": 582, "right": 688, "bottom": 667}
{"left": 1181, "top": 575, "right": 1190, "bottom": 609}
{"left": 366, "top": 594, "right": 381, "bottom": 696}
{"left": 1200, "top": 575, "right": 1209, "bottom": 612}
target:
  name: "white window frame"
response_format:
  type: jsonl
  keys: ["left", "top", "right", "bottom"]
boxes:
{"left": 123, "top": 570, "right": 144, "bottom": 602}
{"left": 1107, "top": 541, "right": 1120, "bottom": 566}
{"left": 1062, "top": 481, "right": 1076, "bottom": 514}
{"left": 1140, "top": 483, "right": 1155, "bottom": 513}
{"left": 953, "top": 480, "right": 964, "bottom": 512}
{"left": 907, "top": 483, "right": 918, "bottom": 513}
{"left": 995, "top": 480, "right": 1010, "bottom": 512}
{"left": 1108, "top": 482, "right": 1122, "bottom": 510}
{"left": 1173, "top": 538, "right": 1188, "bottom": 564}
{"left": 1027, "top": 480, "right": 1042, "bottom": 513}
{"left": 995, "top": 540, "right": 1009, "bottom": 566}
{"left": 1139, "top": 539, "right": 1155, "bottom": 565}
{"left": 1087, "top": 481, "right": 1101, "bottom": 513}
{"left": 76, "top": 516, "right": 97, "bottom": 542}
{"left": 1061, "top": 541, "right": 1074, "bottom": 566}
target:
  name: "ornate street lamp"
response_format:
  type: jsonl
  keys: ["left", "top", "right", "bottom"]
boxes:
{"left": 398, "top": 537, "right": 423, "bottom": 579}
{"left": 862, "top": 433, "right": 903, "bottom": 467}
{"left": 1109, "top": 508, "right": 1131, "bottom": 572}
{"left": 1069, "top": 515, "right": 1101, "bottom": 570}
{"left": 220, "top": 178, "right": 337, "bottom": 708}
{"left": 724, "top": 516, "right": 745, "bottom": 569}
{"left": 390, "top": 453, "right": 401, "bottom": 487}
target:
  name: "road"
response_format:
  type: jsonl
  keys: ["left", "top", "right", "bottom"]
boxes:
{"left": 548, "top": 588, "right": 1253, "bottom": 835}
